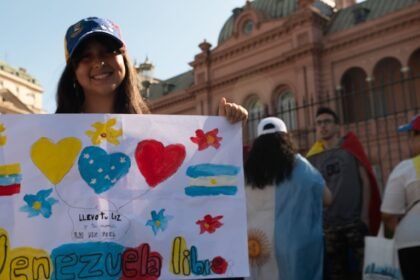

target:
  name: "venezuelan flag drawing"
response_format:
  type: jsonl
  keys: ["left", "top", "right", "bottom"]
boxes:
{"left": 185, "top": 164, "right": 240, "bottom": 196}
{"left": 0, "top": 163, "right": 22, "bottom": 196}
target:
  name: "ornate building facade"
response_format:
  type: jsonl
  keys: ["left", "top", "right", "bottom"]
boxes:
{"left": 0, "top": 60, "right": 43, "bottom": 114}
{"left": 145, "top": 0, "right": 420, "bottom": 188}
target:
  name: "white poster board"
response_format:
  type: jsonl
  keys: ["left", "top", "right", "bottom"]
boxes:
{"left": 0, "top": 114, "right": 249, "bottom": 279}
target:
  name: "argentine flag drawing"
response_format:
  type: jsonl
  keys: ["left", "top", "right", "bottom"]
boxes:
{"left": 185, "top": 163, "right": 240, "bottom": 197}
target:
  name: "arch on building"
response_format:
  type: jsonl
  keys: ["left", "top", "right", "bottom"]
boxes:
{"left": 245, "top": 94, "right": 265, "bottom": 142}
{"left": 372, "top": 57, "right": 404, "bottom": 116}
{"left": 273, "top": 86, "right": 297, "bottom": 130}
{"left": 407, "top": 48, "right": 420, "bottom": 111}
{"left": 408, "top": 48, "right": 420, "bottom": 76}
{"left": 339, "top": 67, "right": 369, "bottom": 123}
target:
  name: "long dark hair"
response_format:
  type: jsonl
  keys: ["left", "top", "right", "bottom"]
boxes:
{"left": 245, "top": 132, "right": 297, "bottom": 189}
{"left": 55, "top": 37, "right": 149, "bottom": 114}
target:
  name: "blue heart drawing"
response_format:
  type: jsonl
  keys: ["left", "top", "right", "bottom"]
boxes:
{"left": 78, "top": 146, "right": 131, "bottom": 194}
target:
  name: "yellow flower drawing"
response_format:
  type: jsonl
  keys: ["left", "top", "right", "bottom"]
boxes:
{"left": 85, "top": 118, "right": 122, "bottom": 145}
{"left": 248, "top": 228, "right": 271, "bottom": 267}
{"left": 0, "top": 123, "right": 6, "bottom": 146}
{"left": 0, "top": 136, "right": 6, "bottom": 146}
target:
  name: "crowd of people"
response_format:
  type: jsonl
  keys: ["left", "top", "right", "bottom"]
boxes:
{"left": 245, "top": 111, "right": 419, "bottom": 280}
{"left": 54, "top": 15, "right": 418, "bottom": 280}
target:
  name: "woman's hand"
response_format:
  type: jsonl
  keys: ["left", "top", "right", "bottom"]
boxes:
{"left": 218, "top": 97, "right": 248, "bottom": 123}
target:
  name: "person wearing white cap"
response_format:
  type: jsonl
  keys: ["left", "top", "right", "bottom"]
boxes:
{"left": 245, "top": 116, "right": 331, "bottom": 280}
{"left": 381, "top": 114, "right": 420, "bottom": 280}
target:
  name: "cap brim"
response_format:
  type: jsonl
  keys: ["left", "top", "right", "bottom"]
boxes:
{"left": 397, "top": 123, "right": 412, "bottom": 132}
{"left": 258, "top": 128, "right": 281, "bottom": 136}
{"left": 68, "top": 31, "right": 124, "bottom": 61}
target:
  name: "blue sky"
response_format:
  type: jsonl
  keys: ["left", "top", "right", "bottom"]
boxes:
{"left": 1, "top": 1, "right": 245, "bottom": 113}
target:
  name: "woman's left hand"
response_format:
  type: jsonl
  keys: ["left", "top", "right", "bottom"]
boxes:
{"left": 218, "top": 97, "right": 248, "bottom": 123}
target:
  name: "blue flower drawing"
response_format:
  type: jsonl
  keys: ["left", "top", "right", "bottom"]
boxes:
{"left": 146, "top": 209, "right": 173, "bottom": 235}
{"left": 20, "top": 188, "right": 58, "bottom": 218}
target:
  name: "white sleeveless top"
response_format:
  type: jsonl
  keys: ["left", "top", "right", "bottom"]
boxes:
{"left": 381, "top": 155, "right": 420, "bottom": 249}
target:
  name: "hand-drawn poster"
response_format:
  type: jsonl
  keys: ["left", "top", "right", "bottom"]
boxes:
{"left": 0, "top": 114, "right": 249, "bottom": 280}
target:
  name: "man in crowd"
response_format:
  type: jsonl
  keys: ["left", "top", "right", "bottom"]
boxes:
{"left": 307, "top": 107, "right": 381, "bottom": 279}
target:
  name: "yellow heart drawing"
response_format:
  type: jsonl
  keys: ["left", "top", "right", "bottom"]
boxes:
{"left": 31, "top": 137, "right": 82, "bottom": 185}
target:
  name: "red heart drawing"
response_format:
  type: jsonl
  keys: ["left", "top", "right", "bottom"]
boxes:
{"left": 135, "top": 139, "right": 186, "bottom": 187}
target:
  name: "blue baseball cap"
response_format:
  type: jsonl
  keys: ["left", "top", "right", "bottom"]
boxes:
{"left": 398, "top": 114, "right": 420, "bottom": 132}
{"left": 64, "top": 17, "right": 125, "bottom": 62}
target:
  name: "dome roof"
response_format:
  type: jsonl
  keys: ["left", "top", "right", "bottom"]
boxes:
{"left": 252, "top": 0, "right": 298, "bottom": 18}
{"left": 218, "top": 0, "right": 332, "bottom": 44}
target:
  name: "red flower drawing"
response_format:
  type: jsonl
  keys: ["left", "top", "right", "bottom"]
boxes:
{"left": 190, "top": 129, "right": 222, "bottom": 150}
{"left": 196, "top": 214, "right": 224, "bottom": 234}
{"left": 211, "top": 256, "right": 228, "bottom": 274}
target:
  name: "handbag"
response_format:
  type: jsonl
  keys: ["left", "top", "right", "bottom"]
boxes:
{"left": 362, "top": 226, "right": 402, "bottom": 280}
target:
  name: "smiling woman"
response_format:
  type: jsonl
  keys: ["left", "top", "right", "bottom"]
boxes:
{"left": 55, "top": 16, "right": 248, "bottom": 123}
{"left": 55, "top": 17, "right": 149, "bottom": 114}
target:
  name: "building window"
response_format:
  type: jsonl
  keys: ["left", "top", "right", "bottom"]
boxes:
{"left": 246, "top": 97, "right": 265, "bottom": 142}
{"left": 26, "top": 93, "right": 36, "bottom": 106}
{"left": 276, "top": 91, "right": 297, "bottom": 130}
{"left": 242, "top": 20, "right": 254, "bottom": 34}
{"left": 352, "top": 6, "right": 370, "bottom": 24}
